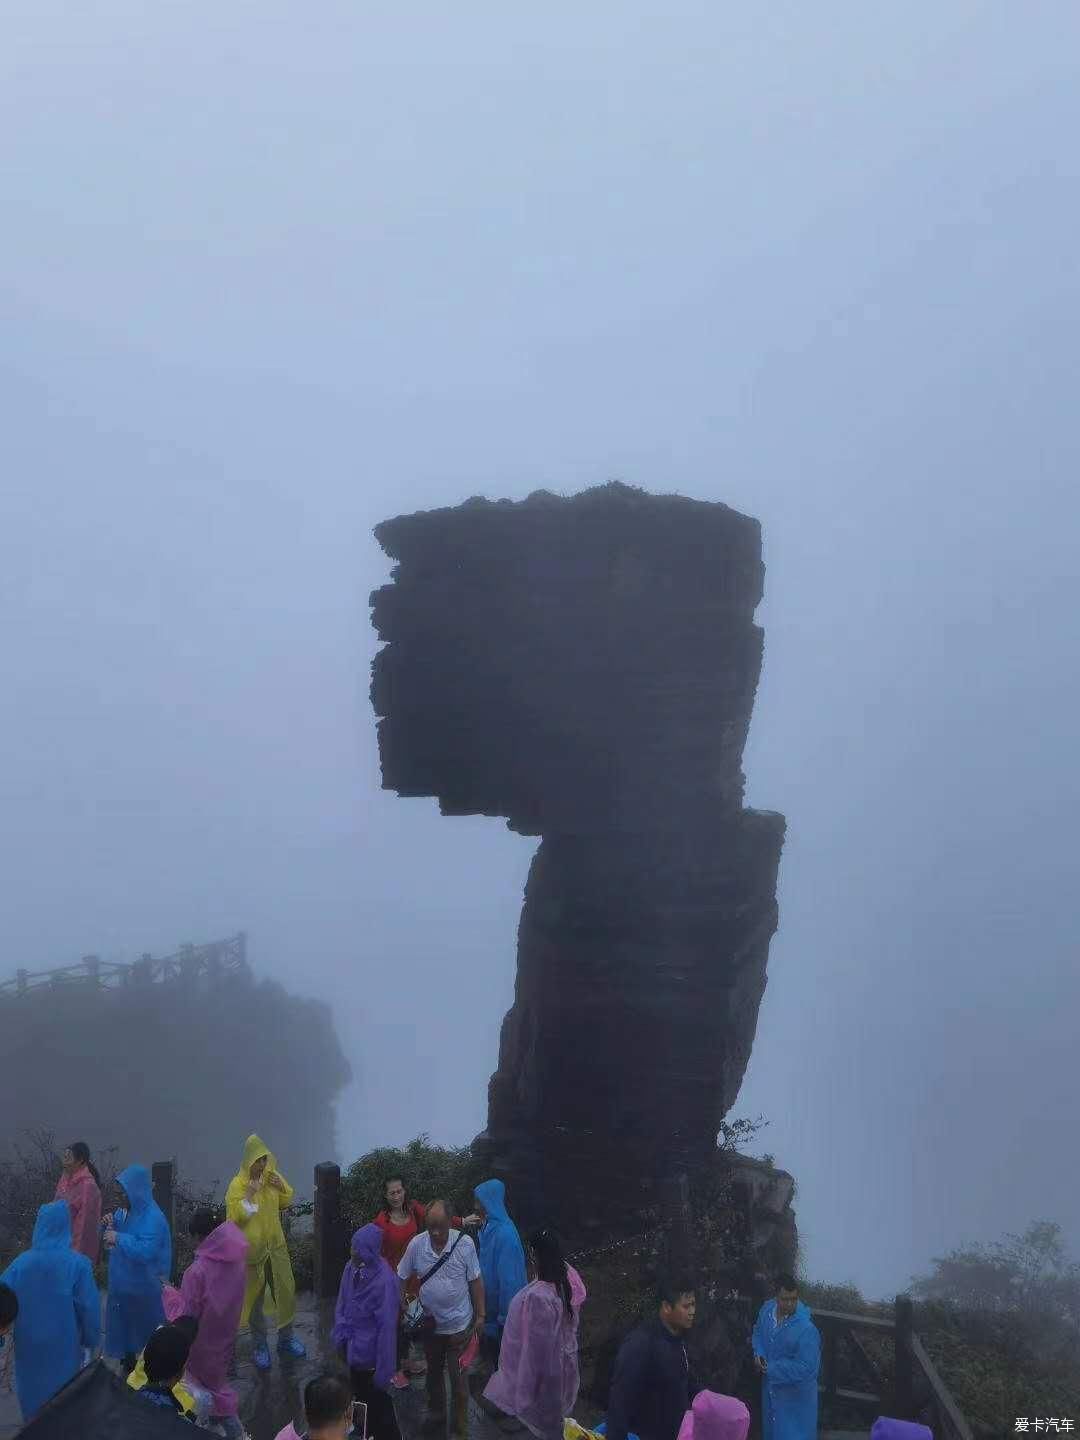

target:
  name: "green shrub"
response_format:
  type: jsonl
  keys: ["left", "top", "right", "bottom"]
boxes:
{"left": 340, "top": 1134, "right": 486, "bottom": 1230}
{"left": 288, "top": 1228, "right": 314, "bottom": 1294}
{"left": 801, "top": 1279, "right": 883, "bottom": 1316}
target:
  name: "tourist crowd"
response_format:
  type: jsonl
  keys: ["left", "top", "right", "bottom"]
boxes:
{"left": 0, "top": 1135, "right": 860, "bottom": 1440}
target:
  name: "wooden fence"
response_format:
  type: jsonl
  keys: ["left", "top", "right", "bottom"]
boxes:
{"left": 0, "top": 934, "right": 248, "bottom": 999}
{"left": 816, "top": 1297, "right": 974, "bottom": 1440}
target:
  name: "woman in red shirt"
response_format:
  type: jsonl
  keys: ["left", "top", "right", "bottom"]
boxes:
{"left": 372, "top": 1178, "right": 429, "bottom": 1273}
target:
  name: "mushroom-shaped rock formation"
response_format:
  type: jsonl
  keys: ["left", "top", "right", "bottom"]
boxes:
{"left": 370, "top": 483, "right": 785, "bottom": 1240}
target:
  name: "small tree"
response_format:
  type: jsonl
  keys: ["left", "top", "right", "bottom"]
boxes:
{"left": 913, "top": 1221, "right": 1080, "bottom": 1336}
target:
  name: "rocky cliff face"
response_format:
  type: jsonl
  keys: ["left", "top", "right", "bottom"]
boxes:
{"left": 371, "top": 483, "right": 785, "bottom": 1238}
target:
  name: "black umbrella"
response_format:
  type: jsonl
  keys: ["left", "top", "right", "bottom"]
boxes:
{"left": 16, "top": 1361, "right": 192, "bottom": 1439}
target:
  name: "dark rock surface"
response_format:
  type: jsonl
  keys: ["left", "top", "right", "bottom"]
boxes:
{"left": 371, "top": 483, "right": 785, "bottom": 1239}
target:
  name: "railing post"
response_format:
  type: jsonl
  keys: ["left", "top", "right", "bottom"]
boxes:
{"left": 16, "top": 969, "right": 28, "bottom": 996}
{"left": 823, "top": 1322, "right": 838, "bottom": 1410}
{"left": 314, "top": 1162, "right": 345, "bottom": 1299}
{"left": 152, "top": 1160, "right": 177, "bottom": 1282}
{"left": 894, "top": 1293, "right": 914, "bottom": 1420}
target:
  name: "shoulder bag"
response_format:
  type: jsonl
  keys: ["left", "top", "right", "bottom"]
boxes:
{"left": 403, "top": 1231, "right": 470, "bottom": 1339}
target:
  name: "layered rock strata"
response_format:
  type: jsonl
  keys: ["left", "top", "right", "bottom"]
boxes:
{"left": 370, "top": 483, "right": 785, "bottom": 1238}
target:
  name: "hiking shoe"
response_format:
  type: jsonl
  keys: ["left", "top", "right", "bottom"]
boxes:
{"left": 391, "top": 1371, "right": 410, "bottom": 1390}
{"left": 253, "top": 1342, "right": 272, "bottom": 1372}
{"left": 277, "top": 1335, "right": 307, "bottom": 1359}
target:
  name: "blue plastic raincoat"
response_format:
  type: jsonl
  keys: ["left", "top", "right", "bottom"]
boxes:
{"left": 0, "top": 1200, "right": 100, "bottom": 1420}
{"left": 105, "top": 1163, "right": 171, "bottom": 1358}
{"left": 751, "top": 1298, "right": 821, "bottom": 1440}
{"left": 474, "top": 1178, "right": 527, "bottom": 1339}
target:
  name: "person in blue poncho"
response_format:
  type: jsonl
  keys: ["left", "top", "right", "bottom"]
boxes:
{"left": 103, "top": 1162, "right": 172, "bottom": 1369}
{"left": 0, "top": 1200, "right": 101, "bottom": 1421}
{"left": 472, "top": 1178, "right": 527, "bottom": 1368}
{"left": 751, "top": 1273, "right": 821, "bottom": 1440}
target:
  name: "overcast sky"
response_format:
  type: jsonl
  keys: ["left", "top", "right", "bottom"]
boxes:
{"left": 3, "top": 2, "right": 1078, "bottom": 1300}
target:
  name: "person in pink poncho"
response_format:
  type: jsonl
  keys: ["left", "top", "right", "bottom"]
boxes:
{"left": 55, "top": 1142, "right": 103, "bottom": 1266}
{"left": 483, "top": 1226, "right": 586, "bottom": 1440}
{"left": 676, "top": 1391, "right": 751, "bottom": 1440}
{"left": 180, "top": 1206, "right": 249, "bottom": 1440}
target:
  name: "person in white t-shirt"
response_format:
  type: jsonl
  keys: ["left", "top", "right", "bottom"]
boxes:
{"left": 397, "top": 1199, "right": 484, "bottom": 1439}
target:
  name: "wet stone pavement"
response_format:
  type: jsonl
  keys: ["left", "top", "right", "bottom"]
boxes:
{"left": 0, "top": 1297, "right": 511, "bottom": 1440}
{"left": 233, "top": 1298, "right": 509, "bottom": 1440}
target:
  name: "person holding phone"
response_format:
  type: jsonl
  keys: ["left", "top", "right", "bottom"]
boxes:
{"left": 273, "top": 1373, "right": 359, "bottom": 1440}
{"left": 103, "top": 1163, "right": 171, "bottom": 1371}
{"left": 225, "top": 1133, "right": 306, "bottom": 1370}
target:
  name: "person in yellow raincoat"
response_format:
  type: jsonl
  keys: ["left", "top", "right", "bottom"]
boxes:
{"left": 225, "top": 1134, "right": 307, "bottom": 1370}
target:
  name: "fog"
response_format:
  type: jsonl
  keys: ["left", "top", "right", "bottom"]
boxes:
{"left": 2, "top": 2, "right": 1077, "bottom": 1300}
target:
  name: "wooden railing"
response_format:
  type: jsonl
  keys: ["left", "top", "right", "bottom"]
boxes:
{"left": 0, "top": 933, "right": 248, "bottom": 998}
{"left": 910, "top": 1332, "right": 977, "bottom": 1440}
{"left": 816, "top": 1296, "right": 974, "bottom": 1440}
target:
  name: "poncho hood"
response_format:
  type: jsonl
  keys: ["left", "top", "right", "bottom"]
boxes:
{"left": 32, "top": 1201, "right": 72, "bottom": 1250}
{"left": 870, "top": 1421, "right": 933, "bottom": 1440}
{"left": 116, "top": 1164, "right": 154, "bottom": 1215}
{"left": 198, "top": 1221, "right": 249, "bottom": 1265}
{"left": 475, "top": 1178, "right": 510, "bottom": 1223}
{"left": 351, "top": 1224, "right": 384, "bottom": 1267}
{"left": 687, "top": 1390, "right": 750, "bottom": 1440}
{"left": 240, "top": 1134, "right": 275, "bottom": 1178}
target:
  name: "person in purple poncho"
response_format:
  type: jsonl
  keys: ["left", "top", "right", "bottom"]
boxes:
{"left": 333, "top": 1223, "right": 402, "bottom": 1440}
{"left": 870, "top": 1420, "right": 932, "bottom": 1440}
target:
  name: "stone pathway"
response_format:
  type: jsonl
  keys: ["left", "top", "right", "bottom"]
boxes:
{"left": 0, "top": 1298, "right": 509, "bottom": 1440}
{"left": 233, "top": 1298, "right": 508, "bottom": 1440}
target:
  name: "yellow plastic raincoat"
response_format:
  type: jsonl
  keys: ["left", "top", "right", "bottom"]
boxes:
{"left": 225, "top": 1134, "right": 296, "bottom": 1332}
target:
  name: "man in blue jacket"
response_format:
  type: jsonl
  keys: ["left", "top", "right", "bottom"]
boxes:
{"left": 752, "top": 1273, "right": 821, "bottom": 1440}
{"left": 472, "top": 1179, "right": 527, "bottom": 1367}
